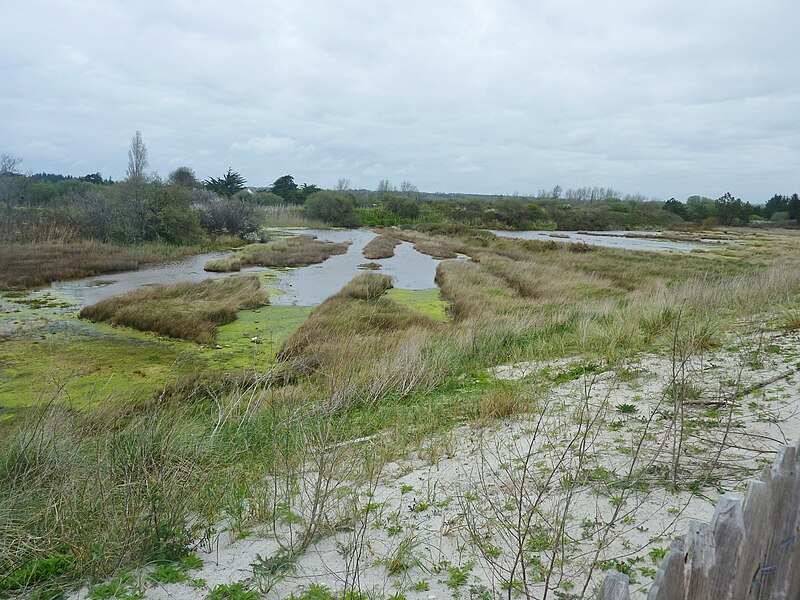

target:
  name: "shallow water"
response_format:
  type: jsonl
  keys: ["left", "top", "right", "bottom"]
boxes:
{"left": 269, "top": 229, "right": 442, "bottom": 306}
{"left": 43, "top": 229, "right": 444, "bottom": 308}
{"left": 46, "top": 251, "right": 238, "bottom": 307}
{"left": 489, "top": 229, "right": 706, "bottom": 251}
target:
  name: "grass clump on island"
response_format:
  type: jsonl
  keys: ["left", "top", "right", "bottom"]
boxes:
{"left": 362, "top": 234, "right": 401, "bottom": 259}
{"left": 204, "top": 234, "right": 349, "bottom": 272}
{"left": 79, "top": 275, "right": 269, "bottom": 344}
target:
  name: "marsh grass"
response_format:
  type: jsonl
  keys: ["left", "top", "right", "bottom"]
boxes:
{"left": 6, "top": 228, "right": 800, "bottom": 596}
{"left": 79, "top": 276, "right": 269, "bottom": 344}
{"left": 362, "top": 234, "right": 400, "bottom": 259}
{"left": 0, "top": 241, "right": 197, "bottom": 290}
{"left": 234, "top": 235, "right": 349, "bottom": 268}
{"left": 261, "top": 204, "right": 325, "bottom": 228}
{"left": 278, "top": 273, "right": 446, "bottom": 406}
{"left": 203, "top": 256, "right": 241, "bottom": 272}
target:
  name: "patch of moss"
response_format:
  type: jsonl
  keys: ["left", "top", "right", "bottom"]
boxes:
{"left": 197, "top": 305, "right": 314, "bottom": 370}
{"left": 384, "top": 288, "right": 450, "bottom": 322}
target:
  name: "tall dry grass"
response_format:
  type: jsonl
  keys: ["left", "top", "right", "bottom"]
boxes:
{"left": 0, "top": 242, "right": 196, "bottom": 290}
{"left": 261, "top": 204, "right": 324, "bottom": 228}
{"left": 278, "top": 273, "right": 445, "bottom": 407}
{"left": 80, "top": 276, "right": 269, "bottom": 343}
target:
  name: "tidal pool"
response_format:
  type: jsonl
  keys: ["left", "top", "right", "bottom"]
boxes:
{"left": 489, "top": 230, "right": 708, "bottom": 251}
{"left": 42, "top": 229, "right": 444, "bottom": 308}
{"left": 269, "top": 229, "right": 442, "bottom": 306}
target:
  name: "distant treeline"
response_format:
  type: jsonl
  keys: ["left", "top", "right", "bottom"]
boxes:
{"left": 663, "top": 193, "right": 800, "bottom": 227}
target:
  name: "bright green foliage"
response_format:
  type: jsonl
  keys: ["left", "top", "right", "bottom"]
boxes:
{"left": 206, "top": 582, "right": 258, "bottom": 600}
{"left": 0, "top": 553, "right": 73, "bottom": 594}
{"left": 304, "top": 191, "right": 356, "bottom": 226}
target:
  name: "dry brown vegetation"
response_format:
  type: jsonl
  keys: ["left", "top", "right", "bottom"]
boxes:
{"left": 204, "top": 235, "right": 349, "bottom": 271}
{"left": 0, "top": 242, "right": 195, "bottom": 289}
{"left": 278, "top": 272, "right": 444, "bottom": 405}
{"left": 392, "top": 229, "right": 460, "bottom": 258}
{"left": 362, "top": 234, "right": 400, "bottom": 259}
{"left": 79, "top": 275, "right": 269, "bottom": 343}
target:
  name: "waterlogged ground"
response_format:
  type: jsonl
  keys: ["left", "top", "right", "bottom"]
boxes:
{"left": 0, "top": 229, "right": 451, "bottom": 410}
{"left": 40, "top": 229, "right": 443, "bottom": 308}
{"left": 489, "top": 229, "right": 714, "bottom": 251}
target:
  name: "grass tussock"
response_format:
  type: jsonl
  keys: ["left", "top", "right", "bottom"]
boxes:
{"left": 203, "top": 256, "right": 241, "bottom": 272}
{"left": 475, "top": 389, "right": 521, "bottom": 422}
{"left": 235, "top": 235, "right": 349, "bottom": 268}
{"left": 79, "top": 276, "right": 269, "bottom": 343}
{"left": 362, "top": 234, "right": 401, "bottom": 259}
{"left": 393, "top": 230, "right": 463, "bottom": 259}
{"left": 0, "top": 242, "right": 196, "bottom": 290}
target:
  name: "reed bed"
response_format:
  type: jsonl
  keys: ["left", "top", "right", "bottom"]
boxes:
{"left": 79, "top": 276, "right": 269, "bottom": 344}
{"left": 0, "top": 242, "right": 195, "bottom": 290}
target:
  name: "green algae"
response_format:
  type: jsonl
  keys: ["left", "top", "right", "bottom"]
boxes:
{"left": 0, "top": 304, "right": 313, "bottom": 409}
{"left": 384, "top": 288, "right": 450, "bottom": 322}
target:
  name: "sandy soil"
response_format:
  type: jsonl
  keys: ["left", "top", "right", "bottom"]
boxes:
{"left": 70, "top": 322, "right": 800, "bottom": 599}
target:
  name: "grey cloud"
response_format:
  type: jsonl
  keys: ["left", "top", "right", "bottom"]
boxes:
{"left": 1, "top": 0, "right": 798, "bottom": 199}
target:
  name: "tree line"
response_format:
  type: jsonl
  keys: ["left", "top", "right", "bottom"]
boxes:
{"left": 2, "top": 133, "right": 798, "bottom": 246}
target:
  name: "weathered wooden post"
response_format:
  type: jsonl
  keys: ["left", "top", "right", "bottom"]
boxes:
{"left": 598, "top": 570, "right": 630, "bottom": 600}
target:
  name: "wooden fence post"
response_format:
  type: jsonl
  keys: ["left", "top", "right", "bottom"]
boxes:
{"left": 598, "top": 441, "right": 800, "bottom": 600}
{"left": 598, "top": 570, "right": 630, "bottom": 600}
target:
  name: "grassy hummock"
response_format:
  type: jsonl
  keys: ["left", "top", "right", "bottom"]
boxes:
{"left": 203, "top": 235, "right": 349, "bottom": 272}
{"left": 362, "top": 234, "right": 401, "bottom": 259}
{"left": 79, "top": 275, "right": 269, "bottom": 344}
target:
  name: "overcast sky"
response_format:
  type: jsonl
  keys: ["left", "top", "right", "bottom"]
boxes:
{"left": 1, "top": 1, "right": 798, "bottom": 201}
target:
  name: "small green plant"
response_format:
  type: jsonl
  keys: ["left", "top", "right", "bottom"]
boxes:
{"left": 551, "top": 363, "right": 602, "bottom": 385}
{"left": 385, "top": 535, "right": 418, "bottom": 575}
{"left": 206, "top": 581, "right": 258, "bottom": 600}
{"left": 468, "top": 584, "right": 495, "bottom": 600}
{"left": 400, "top": 484, "right": 415, "bottom": 494}
{"left": 289, "top": 583, "right": 336, "bottom": 600}
{"left": 147, "top": 564, "right": 187, "bottom": 584}
{"left": 648, "top": 546, "right": 669, "bottom": 564}
{"left": 445, "top": 562, "right": 474, "bottom": 595}
{"left": 146, "top": 553, "right": 204, "bottom": 585}
{"left": 88, "top": 573, "right": 143, "bottom": 599}
{"left": 0, "top": 553, "right": 74, "bottom": 594}
{"left": 412, "top": 580, "right": 430, "bottom": 592}
{"left": 615, "top": 403, "right": 638, "bottom": 414}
